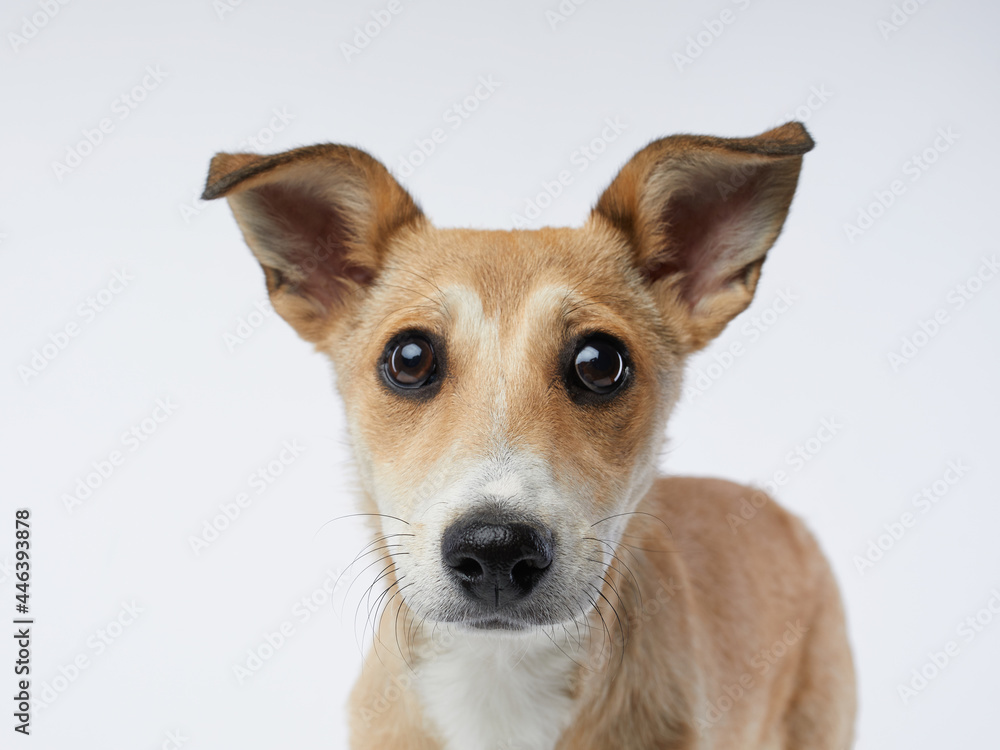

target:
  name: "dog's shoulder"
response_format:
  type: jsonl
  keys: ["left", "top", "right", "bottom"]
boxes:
{"left": 648, "top": 474, "right": 813, "bottom": 538}
{"left": 639, "top": 475, "right": 831, "bottom": 589}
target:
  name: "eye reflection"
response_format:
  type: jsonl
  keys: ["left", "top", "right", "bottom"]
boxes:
{"left": 386, "top": 336, "right": 435, "bottom": 388}
{"left": 573, "top": 337, "right": 627, "bottom": 394}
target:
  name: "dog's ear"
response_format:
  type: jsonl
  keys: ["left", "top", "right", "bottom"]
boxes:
{"left": 592, "top": 122, "right": 813, "bottom": 353}
{"left": 202, "top": 144, "right": 425, "bottom": 342}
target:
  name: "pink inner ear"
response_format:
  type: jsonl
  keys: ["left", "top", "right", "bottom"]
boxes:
{"left": 646, "top": 166, "right": 766, "bottom": 305}
{"left": 253, "top": 183, "right": 373, "bottom": 308}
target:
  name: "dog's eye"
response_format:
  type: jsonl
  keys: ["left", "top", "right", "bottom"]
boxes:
{"left": 572, "top": 337, "right": 627, "bottom": 394}
{"left": 385, "top": 336, "right": 436, "bottom": 388}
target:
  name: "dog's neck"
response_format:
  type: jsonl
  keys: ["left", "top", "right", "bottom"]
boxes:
{"left": 414, "top": 627, "right": 580, "bottom": 750}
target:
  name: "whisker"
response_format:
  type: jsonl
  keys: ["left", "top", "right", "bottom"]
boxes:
{"left": 584, "top": 539, "right": 644, "bottom": 612}
{"left": 616, "top": 541, "right": 677, "bottom": 555}
{"left": 366, "top": 580, "right": 400, "bottom": 672}
{"left": 319, "top": 511, "right": 411, "bottom": 530}
{"left": 589, "top": 583, "right": 626, "bottom": 675}
{"left": 391, "top": 582, "right": 417, "bottom": 670}
{"left": 588, "top": 589, "right": 611, "bottom": 667}
{"left": 601, "top": 573, "right": 630, "bottom": 643}
{"left": 375, "top": 577, "right": 411, "bottom": 659}
{"left": 339, "top": 551, "right": 402, "bottom": 619}
{"left": 363, "top": 563, "right": 398, "bottom": 623}
{"left": 540, "top": 622, "right": 589, "bottom": 672}
{"left": 356, "top": 561, "right": 399, "bottom": 655}
{"left": 586, "top": 554, "right": 642, "bottom": 617}
{"left": 338, "top": 543, "right": 407, "bottom": 590}
{"left": 590, "top": 510, "right": 672, "bottom": 534}
{"left": 366, "top": 578, "right": 401, "bottom": 656}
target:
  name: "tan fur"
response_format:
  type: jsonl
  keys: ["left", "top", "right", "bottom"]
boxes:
{"left": 202, "top": 122, "right": 855, "bottom": 749}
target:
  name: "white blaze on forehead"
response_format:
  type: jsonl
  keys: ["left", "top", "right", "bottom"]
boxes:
{"left": 436, "top": 282, "right": 595, "bottom": 466}
{"left": 508, "top": 283, "right": 578, "bottom": 355}
{"left": 442, "top": 280, "right": 578, "bottom": 373}
{"left": 440, "top": 284, "right": 509, "bottom": 439}
{"left": 433, "top": 284, "right": 584, "bottom": 516}
{"left": 442, "top": 284, "right": 496, "bottom": 346}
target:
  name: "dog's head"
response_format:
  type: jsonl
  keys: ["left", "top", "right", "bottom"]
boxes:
{"left": 203, "top": 124, "right": 812, "bottom": 631}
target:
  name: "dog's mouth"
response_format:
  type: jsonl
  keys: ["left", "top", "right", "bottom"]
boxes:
{"left": 463, "top": 616, "right": 531, "bottom": 631}
{"left": 430, "top": 574, "right": 594, "bottom": 632}
{"left": 437, "top": 606, "right": 562, "bottom": 632}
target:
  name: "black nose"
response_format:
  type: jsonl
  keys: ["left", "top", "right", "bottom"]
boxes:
{"left": 442, "top": 519, "right": 554, "bottom": 607}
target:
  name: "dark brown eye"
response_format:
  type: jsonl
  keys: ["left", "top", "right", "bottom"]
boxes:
{"left": 385, "top": 336, "right": 436, "bottom": 388}
{"left": 573, "top": 337, "right": 626, "bottom": 394}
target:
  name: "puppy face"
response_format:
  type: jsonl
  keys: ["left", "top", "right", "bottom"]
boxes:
{"left": 328, "top": 223, "right": 677, "bottom": 628}
{"left": 202, "top": 125, "right": 813, "bottom": 630}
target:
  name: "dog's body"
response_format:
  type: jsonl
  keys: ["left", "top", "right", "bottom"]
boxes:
{"left": 203, "top": 122, "right": 856, "bottom": 749}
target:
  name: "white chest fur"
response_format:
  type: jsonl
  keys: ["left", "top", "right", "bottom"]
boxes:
{"left": 416, "top": 630, "right": 578, "bottom": 750}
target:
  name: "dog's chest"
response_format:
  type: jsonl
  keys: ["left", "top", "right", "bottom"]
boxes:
{"left": 416, "top": 633, "right": 578, "bottom": 750}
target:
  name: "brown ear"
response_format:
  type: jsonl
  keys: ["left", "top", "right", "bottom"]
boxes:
{"left": 591, "top": 122, "right": 814, "bottom": 353}
{"left": 202, "top": 144, "right": 425, "bottom": 342}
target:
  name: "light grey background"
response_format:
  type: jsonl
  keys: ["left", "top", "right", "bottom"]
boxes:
{"left": 2, "top": 0, "right": 998, "bottom": 747}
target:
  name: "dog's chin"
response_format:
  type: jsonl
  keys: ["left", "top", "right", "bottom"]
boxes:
{"left": 463, "top": 616, "right": 532, "bottom": 632}
{"left": 430, "top": 599, "right": 587, "bottom": 633}
{"left": 431, "top": 608, "right": 547, "bottom": 632}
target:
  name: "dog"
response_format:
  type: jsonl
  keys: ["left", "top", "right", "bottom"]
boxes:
{"left": 202, "top": 121, "right": 856, "bottom": 749}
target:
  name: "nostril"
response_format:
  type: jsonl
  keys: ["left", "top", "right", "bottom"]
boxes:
{"left": 451, "top": 557, "right": 484, "bottom": 580}
{"left": 510, "top": 557, "right": 548, "bottom": 588}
